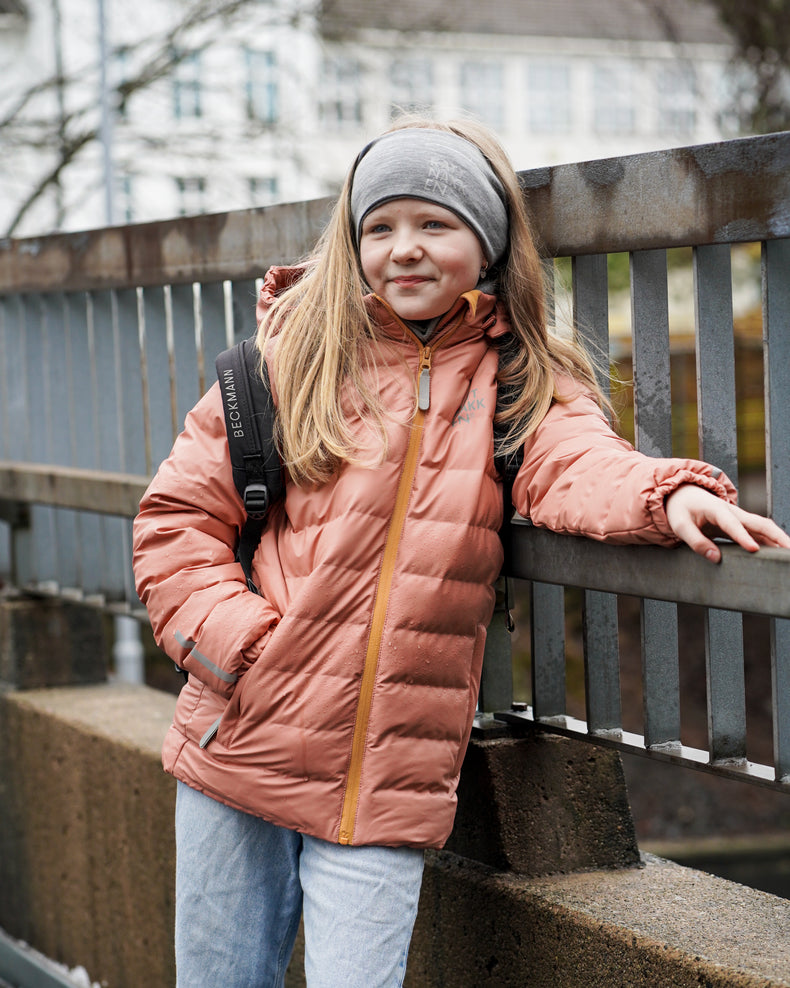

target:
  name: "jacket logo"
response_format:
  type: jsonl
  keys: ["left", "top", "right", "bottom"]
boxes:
{"left": 452, "top": 388, "right": 485, "bottom": 426}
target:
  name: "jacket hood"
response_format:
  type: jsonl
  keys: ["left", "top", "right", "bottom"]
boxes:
{"left": 255, "top": 264, "right": 308, "bottom": 326}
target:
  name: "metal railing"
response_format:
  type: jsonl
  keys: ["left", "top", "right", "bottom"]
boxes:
{"left": 1, "top": 133, "right": 789, "bottom": 791}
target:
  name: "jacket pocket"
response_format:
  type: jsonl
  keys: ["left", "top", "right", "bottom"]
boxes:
{"left": 176, "top": 679, "right": 228, "bottom": 749}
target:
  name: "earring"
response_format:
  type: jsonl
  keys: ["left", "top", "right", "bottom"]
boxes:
{"left": 480, "top": 263, "right": 488, "bottom": 279}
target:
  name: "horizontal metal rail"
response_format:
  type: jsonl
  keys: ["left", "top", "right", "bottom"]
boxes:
{"left": 3, "top": 459, "right": 789, "bottom": 623}
{"left": 0, "top": 462, "right": 148, "bottom": 517}
{"left": 0, "top": 198, "right": 332, "bottom": 294}
{"left": 509, "top": 521, "right": 790, "bottom": 618}
{"left": 1, "top": 132, "right": 789, "bottom": 295}
{"left": 500, "top": 710, "right": 787, "bottom": 790}
{"left": 0, "top": 926, "right": 87, "bottom": 988}
{"left": 521, "top": 130, "right": 790, "bottom": 255}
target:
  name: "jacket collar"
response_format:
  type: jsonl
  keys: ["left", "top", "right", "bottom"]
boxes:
{"left": 368, "top": 289, "right": 510, "bottom": 347}
{"left": 257, "top": 265, "right": 512, "bottom": 346}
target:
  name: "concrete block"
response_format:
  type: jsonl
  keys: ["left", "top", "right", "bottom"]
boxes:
{"left": 0, "top": 684, "right": 176, "bottom": 988}
{"left": 447, "top": 731, "right": 640, "bottom": 875}
{"left": 0, "top": 597, "right": 108, "bottom": 689}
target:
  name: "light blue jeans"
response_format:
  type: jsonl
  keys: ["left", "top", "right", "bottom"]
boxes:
{"left": 175, "top": 782, "right": 425, "bottom": 987}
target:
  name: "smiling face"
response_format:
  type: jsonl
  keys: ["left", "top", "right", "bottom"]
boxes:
{"left": 358, "top": 199, "right": 486, "bottom": 322}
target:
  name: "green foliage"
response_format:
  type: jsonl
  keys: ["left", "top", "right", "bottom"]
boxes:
{"left": 607, "top": 253, "right": 630, "bottom": 293}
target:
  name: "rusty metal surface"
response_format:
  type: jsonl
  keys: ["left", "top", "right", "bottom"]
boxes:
{"left": 0, "top": 197, "right": 333, "bottom": 295}
{"left": 521, "top": 130, "right": 790, "bottom": 256}
{"left": 2, "top": 133, "right": 789, "bottom": 295}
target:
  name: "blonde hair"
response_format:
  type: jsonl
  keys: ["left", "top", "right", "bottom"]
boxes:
{"left": 257, "top": 115, "right": 608, "bottom": 486}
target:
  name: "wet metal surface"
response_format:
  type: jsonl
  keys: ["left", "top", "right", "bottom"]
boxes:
{"left": 520, "top": 131, "right": 790, "bottom": 255}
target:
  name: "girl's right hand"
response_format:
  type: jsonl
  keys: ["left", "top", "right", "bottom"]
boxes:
{"left": 664, "top": 483, "right": 790, "bottom": 563}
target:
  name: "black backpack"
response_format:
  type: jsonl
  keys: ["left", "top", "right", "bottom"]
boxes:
{"left": 216, "top": 337, "right": 522, "bottom": 595}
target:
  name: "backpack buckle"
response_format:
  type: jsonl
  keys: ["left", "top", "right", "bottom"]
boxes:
{"left": 244, "top": 483, "right": 270, "bottom": 520}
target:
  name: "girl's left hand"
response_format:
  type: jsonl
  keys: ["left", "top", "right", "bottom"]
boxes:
{"left": 665, "top": 483, "right": 790, "bottom": 563}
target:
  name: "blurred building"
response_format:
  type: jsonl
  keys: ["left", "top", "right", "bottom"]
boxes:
{"left": 0, "top": 0, "right": 736, "bottom": 236}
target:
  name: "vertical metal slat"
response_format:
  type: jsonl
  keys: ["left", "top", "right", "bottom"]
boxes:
{"left": 141, "top": 286, "right": 176, "bottom": 470}
{"left": 41, "top": 292, "right": 79, "bottom": 591}
{"left": 197, "top": 281, "right": 229, "bottom": 394}
{"left": 64, "top": 292, "right": 101, "bottom": 592}
{"left": 479, "top": 580, "right": 514, "bottom": 715}
{"left": 694, "top": 244, "right": 746, "bottom": 763}
{"left": 530, "top": 581, "right": 566, "bottom": 720}
{"left": 6, "top": 295, "right": 34, "bottom": 587}
{"left": 169, "top": 282, "right": 201, "bottom": 432}
{"left": 231, "top": 279, "right": 260, "bottom": 343}
{"left": 0, "top": 297, "right": 11, "bottom": 578}
{"left": 573, "top": 253, "right": 622, "bottom": 733}
{"left": 89, "top": 290, "right": 127, "bottom": 600}
{"left": 24, "top": 295, "right": 58, "bottom": 589}
{"left": 528, "top": 266, "right": 566, "bottom": 722}
{"left": 630, "top": 249, "right": 681, "bottom": 747}
{"left": 763, "top": 238, "right": 790, "bottom": 780}
{"left": 114, "top": 288, "right": 147, "bottom": 601}
{"left": 115, "top": 288, "right": 148, "bottom": 476}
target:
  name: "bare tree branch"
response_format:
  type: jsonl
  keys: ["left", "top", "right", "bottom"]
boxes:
{"left": 5, "top": 129, "right": 95, "bottom": 236}
{"left": 1, "top": 0, "right": 280, "bottom": 235}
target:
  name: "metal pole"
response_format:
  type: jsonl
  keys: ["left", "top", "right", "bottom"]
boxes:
{"left": 98, "top": 0, "right": 142, "bottom": 681}
{"left": 97, "top": 0, "right": 114, "bottom": 226}
{"left": 50, "top": 0, "right": 67, "bottom": 227}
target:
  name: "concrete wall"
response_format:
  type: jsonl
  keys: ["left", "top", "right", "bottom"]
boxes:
{"left": 0, "top": 682, "right": 178, "bottom": 988}
{"left": 2, "top": 599, "right": 790, "bottom": 987}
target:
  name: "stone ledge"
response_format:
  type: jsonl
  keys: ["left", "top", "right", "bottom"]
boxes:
{"left": 6, "top": 681, "right": 177, "bottom": 753}
{"left": 408, "top": 849, "right": 790, "bottom": 987}
{"left": 0, "top": 684, "right": 177, "bottom": 988}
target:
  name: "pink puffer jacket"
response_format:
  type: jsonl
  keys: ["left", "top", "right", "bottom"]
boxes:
{"left": 132, "top": 266, "right": 736, "bottom": 849}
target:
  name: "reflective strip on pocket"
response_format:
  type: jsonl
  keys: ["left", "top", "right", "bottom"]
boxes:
{"left": 199, "top": 716, "right": 222, "bottom": 749}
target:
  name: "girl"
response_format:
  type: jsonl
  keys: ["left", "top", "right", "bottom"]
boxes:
{"left": 133, "top": 118, "right": 790, "bottom": 987}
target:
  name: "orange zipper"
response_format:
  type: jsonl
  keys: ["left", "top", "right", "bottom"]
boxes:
{"left": 337, "top": 311, "right": 465, "bottom": 844}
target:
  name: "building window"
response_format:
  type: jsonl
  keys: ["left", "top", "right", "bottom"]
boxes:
{"left": 173, "top": 50, "right": 202, "bottom": 119}
{"left": 389, "top": 58, "right": 434, "bottom": 118}
{"left": 245, "top": 49, "right": 277, "bottom": 124}
{"left": 320, "top": 56, "right": 363, "bottom": 128}
{"left": 593, "top": 63, "right": 635, "bottom": 135}
{"left": 175, "top": 176, "right": 206, "bottom": 215}
{"left": 528, "top": 61, "right": 572, "bottom": 134}
{"left": 460, "top": 61, "right": 504, "bottom": 129}
{"left": 657, "top": 64, "right": 697, "bottom": 136}
{"left": 249, "top": 176, "right": 279, "bottom": 205}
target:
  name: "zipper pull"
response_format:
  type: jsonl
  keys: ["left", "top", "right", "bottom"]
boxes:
{"left": 418, "top": 347, "right": 432, "bottom": 411}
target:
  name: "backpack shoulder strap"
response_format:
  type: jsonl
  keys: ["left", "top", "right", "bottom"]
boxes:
{"left": 493, "top": 336, "right": 525, "bottom": 503}
{"left": 493, "top": 339, "right": 524, "bottom": 635}
{"left": 216, "top": 337, "right": 283, "bottom": 592}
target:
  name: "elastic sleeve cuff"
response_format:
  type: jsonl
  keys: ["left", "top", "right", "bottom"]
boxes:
{"left": 647, "top": 467, "right": 738, "bottom": 539}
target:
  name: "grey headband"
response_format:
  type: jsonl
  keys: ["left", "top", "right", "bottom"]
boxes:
{"left": 350, "top": 129, "right": 509, "bottom": 266}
